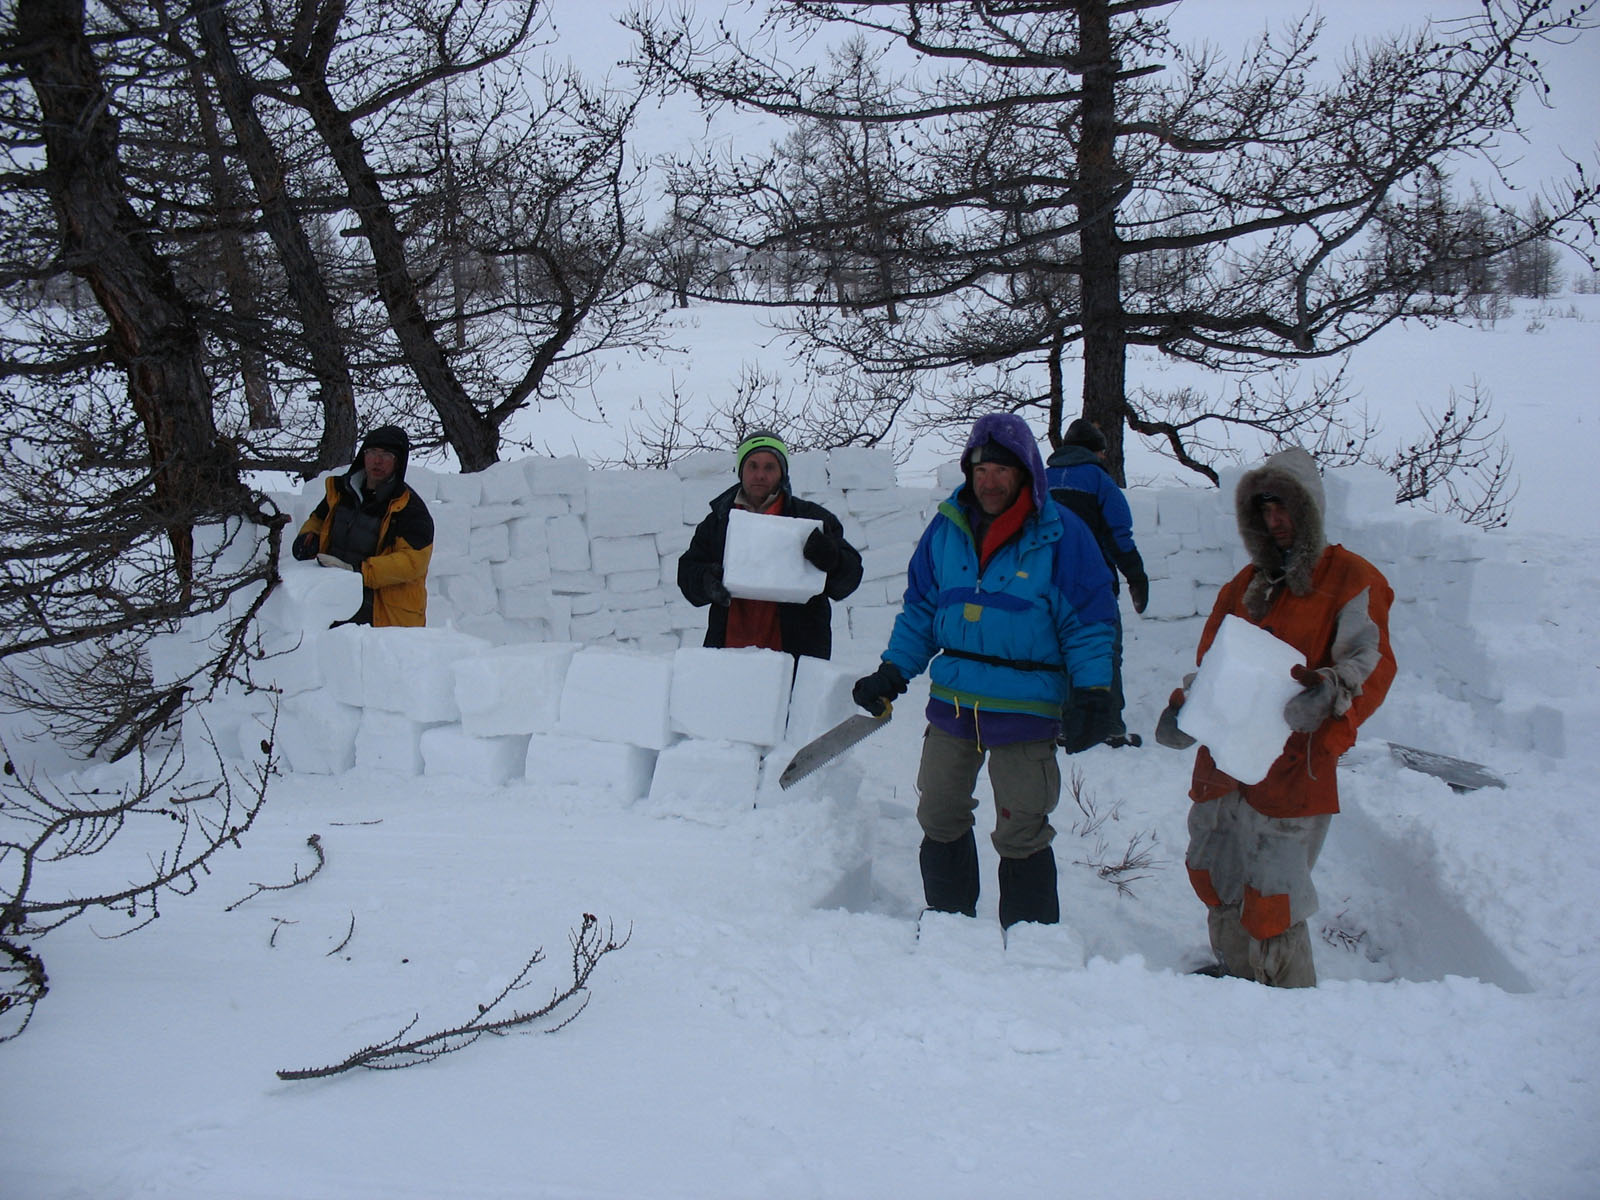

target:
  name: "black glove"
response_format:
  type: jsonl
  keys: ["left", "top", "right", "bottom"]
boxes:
{"left": 1058, "top": 688, "right": 1115, "bottom": 754}
{"left": 1284, "top": 664, "right": 1338, "bottom": 733}
{"left": 852, "top": 662, "right": 908, "bottom": 716}
{"left": 705, "top": 565, "right": 732, "bottom": 607}
{"left": 1127, "top": 574, "right": 1149, "bottom": 614}
{"left": 803, "top": 528, "right": 841, "bottom": 573}
{"left": 291, "top": 531, "right": 320, "bottom": 561}
{"left": 1155, "top": 687, "right": 1196, "bottom": 750}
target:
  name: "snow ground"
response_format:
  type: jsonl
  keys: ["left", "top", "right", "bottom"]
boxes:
{"left": 3, "top": 293, "right": 1599, "bottom": 1198}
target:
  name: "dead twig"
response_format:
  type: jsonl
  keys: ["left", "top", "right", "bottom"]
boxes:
{"left": 277, "top": 915, "right": 630, "bottom": 1081}
{"left": 225, "top": 834, "right": 325, "bottom": 911}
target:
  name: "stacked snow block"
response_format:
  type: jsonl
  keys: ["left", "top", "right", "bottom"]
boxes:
{"left": 217, "top": 450, "right": 1580, "bottom": 765}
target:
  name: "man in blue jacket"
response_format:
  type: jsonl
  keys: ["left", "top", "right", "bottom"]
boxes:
{"left": 1045, "top": 418, "right": 1150, "bottom": 747}
{"left": 852, "top": 413, "right": 1118, "bottom": 929}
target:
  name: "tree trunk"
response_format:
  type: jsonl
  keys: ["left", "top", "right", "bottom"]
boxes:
{"left": 17, "top": 0, "right": 246, "bottom": 592}
{"left": 289, "top": 69, "right": 500, "bottom": 470}
{"left": 1076, "top": 0, "right": 1129, "bottom": 485}
{"left": 196, "top": 3, "right": 358, "bottom": 473}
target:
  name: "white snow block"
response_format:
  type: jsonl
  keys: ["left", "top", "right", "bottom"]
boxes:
{"left": 722, "top": 508, "right": 825, "bottom": 602}
{"left": 787, "top": 450, "right": 829, "bottom": 495}
{"left": 784, "top": 655, "right": 859, "bottom": 747}
{"left": 1177, "top": 615, "right": 1304, "bottom": 784}
{"left": 426, "top": 501, "right": 474, "bottom": 572}
{"left": 1155, "top": 489, "right": 1205, "bottom": 535}
{"left": 591, "top": 534, "right": 661, "bottom": 575}
{"left": 260, "top": 560, "right": 365, "bottom": 635}
{"left": 525, "top": 732, "right": 656, "bottom": 799}
{"left": 478, "top": 458, "right": 532, "bottom": 506}
{"left": 317, "top": 623, "right": 367, "bottom": 707}
{"left": 246, "top": 628, "right": 325, "bottom": 696}
{"left": 467, "top": 522, "right": 510, "bottom": 564}
{"left": 362, "top": 627, "right": 489, "bottom": 723}
{"left": 453, "top": 642, "right": 579, "bottom": 737}
{"left": 557, "top": 648, "right": 675, "bottom": 750}
{"left": 354, "top": 708, "right": 430, "bottom": 775}
{"left": 827, "top": 446, "right": 896, "bottom": 491}
{"left": 433, "top": 472, "right": 483, "bottom": 507}
{"left": 547, "top": 514, "right": 590, "bottom": 572}
{"left": 443, "top": 571, "right": 499, "bottom": 618}
{"left": 669, "top": 647, "right": 792, "bottom": 746}
{"left": 420, "top": 726, "right": 529, "bottom": 786}
{"left": 276, "top": 691, "right": 361, "bottom": 775}
{"left": 587, "top": 472, "right": 682, "bottom": 537}
{"left": 646, "top": 739, "right": 762, "bottom": 810}
{"left": 1321, "top": 465, "right": 1397, "bottom": 528}
{"left": 525, "top": 454, "right": 589, "bottom": 496}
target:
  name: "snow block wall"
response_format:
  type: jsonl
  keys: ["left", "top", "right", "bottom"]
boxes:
{"left": 165, "top": 449, "right": 1585, "bottom": 800}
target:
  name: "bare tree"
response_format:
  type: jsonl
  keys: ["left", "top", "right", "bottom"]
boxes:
{"left": 629, "top": 0, "right": 1598, "bottom": 491}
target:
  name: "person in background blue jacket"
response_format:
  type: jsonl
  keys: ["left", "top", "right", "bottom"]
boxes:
{"left": 851, "top": 413, "right": 1118, "bottom": 930}
{"left": 1045, "top": 418, "right": 1150, "bottom": 747}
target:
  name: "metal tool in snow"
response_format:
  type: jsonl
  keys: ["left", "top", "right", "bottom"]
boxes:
{"left": 778, "top": 701, "right": 893, "bottom": 789}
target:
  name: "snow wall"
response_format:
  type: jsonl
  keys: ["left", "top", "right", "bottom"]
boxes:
{"left": 151, "top": 448, "right": 1587, "bottom": 799}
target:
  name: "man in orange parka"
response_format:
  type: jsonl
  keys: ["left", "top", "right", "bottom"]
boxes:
{"left": 291, "top": 424, "right": 434, "bottom": 627}
{"left": 1156, "top": 447, "right": 1395, "bottom": 987}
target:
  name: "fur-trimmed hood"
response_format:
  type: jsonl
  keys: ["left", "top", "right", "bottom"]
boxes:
{"left": 1235, "top": 446, "right": 1327, "bottom": 619}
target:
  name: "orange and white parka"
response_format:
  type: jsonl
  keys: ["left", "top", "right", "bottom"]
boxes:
{"left": 299, "top": 464, "right": 433, "bottom": 628}
{"left": 1186, "top": 448, "right": 1397, "bottom": 820}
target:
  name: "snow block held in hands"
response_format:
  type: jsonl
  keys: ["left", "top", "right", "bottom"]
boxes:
{"left": 722, "top": 507, "right": 825, "bottom": 602}
{"left": 1177, "top": 615, "right": 1304, "bottom": 784}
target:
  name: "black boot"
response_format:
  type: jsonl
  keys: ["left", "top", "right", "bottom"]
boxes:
{"left": 998, "top": 846, "right": 1060, "bottom": 929}
{"left": 920, "top": 831, "right": 979, "bottom": 917}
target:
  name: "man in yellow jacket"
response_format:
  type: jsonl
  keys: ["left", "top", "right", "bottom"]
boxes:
{"left": 292, "top": 425, "right": 434, "bottom": 627}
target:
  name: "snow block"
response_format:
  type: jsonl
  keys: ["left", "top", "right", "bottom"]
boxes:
{"left": 453, "top": 642, "right": 578, "bottom": 737}
{"left": 276, "top": 691, "right": 361, "bottom": 775}
{"left": 646, "top": 739, "right": 762, "bottom": 813}
{"left": 547, "top": 514, "right": 590, "bottom": 572}
{"left": 557, "top": 648, "right": 675, "bottom": 750}
{"left": 478, "top": 458, "right": 532, "bottom": 506}
{"left": 787, "top": 450, "right": 828, "bottom": 496}
{"left": 354, "top": 708, "right": 431, "bottom": 775}
{"left": 420, "top": 726, "right": 529, "bottom": 786}
{"left": 721, "top": 508, "right": 825, "bottom": 602}
{"left": 1155, "top": 489, "right": 1205, "bottom": 535}
{"left": 525, "top": 732, "right": 656, "bottom": 799}
{"left": 826, "top": 447, "right": 896, "bottom": 491}
{"left": 784, "top": 655, "right": 859, "bottom": 747}
{"left": 1178, "top": 615, "right": 1303, "bottom": 783}
{"left": 433, "top": 472, "right": 483, "bottom": 507}
{"left": 670, "top": 647, "right": 792, "bottom": 746}
{"left": 591, "top": 534, "right": 660, "bottom": 575}
{"left": 260, "top": 560, "right": 365, "bottom": 635}
{"left": 317, "top": 623, "right": 367, "bottom": 708}
{"left": 587, "top": 472, "right": 682, "bottom": 538}
{"left": 362, "top": 627, "right": 489, "bottom": 723}
{"left": 525, "top": 454, "right": 588, "bottom": 496}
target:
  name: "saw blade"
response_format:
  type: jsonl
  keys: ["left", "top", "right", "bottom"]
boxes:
{"left": 778, "top": 702, "right": 892, "bottom": 789}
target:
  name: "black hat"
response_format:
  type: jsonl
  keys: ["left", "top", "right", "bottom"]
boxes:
{"left": 1063, "top": 418, "right": 1106, "bottom": 453}
{"left": 965, "top": 439, "right": 1026, "bottom": 471}
{"left": 360, "top": 425, "right": 410, "bottom": 457}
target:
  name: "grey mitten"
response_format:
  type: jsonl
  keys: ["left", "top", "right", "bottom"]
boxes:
{"left": 1155, "top": 687, "right": 1196, "bottom": 750}
{"left": 1283, "top": 664, "right": 1337, "bottom": 733}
